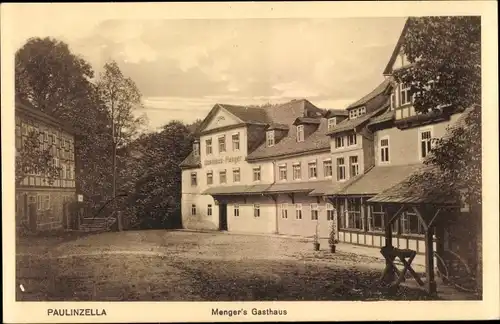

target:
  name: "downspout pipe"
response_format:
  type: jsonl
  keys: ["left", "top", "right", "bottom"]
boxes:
{"left": 272, "top": 160, "right": 278, "bottom": 234}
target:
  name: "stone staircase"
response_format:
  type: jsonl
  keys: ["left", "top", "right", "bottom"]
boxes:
{"left": 78, "top": 217, "right": 116, "bottom": 232}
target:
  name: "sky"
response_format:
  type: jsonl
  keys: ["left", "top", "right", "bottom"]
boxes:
{"left": 8, "top": 8, "right": 406, "bottom": 131}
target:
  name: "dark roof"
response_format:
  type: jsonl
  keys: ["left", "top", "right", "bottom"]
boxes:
{"left": 325, "top": 109, "right": 349, "bottom": 117}
{"left": 366, "top": 163, "right": 459, "bottom": 205}
{"left": 336, "top": 164, "right": 423, "bottom": 196}
{"left": 293, "top": 117, "right": 322, "bottom": 126}
{"left": 217, "top": 104, "right": 270, "bottom": 124}
{"left": 247, "top": 117, "right": 331, "bottom": 161}
{"left": 367, "top": 110, "right": 395, "bottom": 126}
{"left": 312, "top": 177, "right": 359, "bottom": 196}
{"left": 368, "top": 106, "right": 477, "bottom": 205}
{"left": 202, "top": 184, "right": 272, "bottom": 195}
{"left": 327, "top": 104, "right": 388, "bottom": 135}
{"left": 266, "top": 180, "right": 332, "bottom": 194}
{"left": 383, "top": 19, "right": 410, "bottom": 75}
{"left": 346, "top": 78, "right": 392, "bottom": 110}
{"left": 15, "top": 100, "right": 76, "bottom": 135}
{"left": 179, "top": 151, "right": 201, "bottom": 169}
{"left": 267, "top": 123, "right": 289, "bottom": 131}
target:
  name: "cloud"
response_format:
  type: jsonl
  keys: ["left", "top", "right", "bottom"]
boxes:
{"left": 10, "top": 15, "right": 407, "bottom": 130}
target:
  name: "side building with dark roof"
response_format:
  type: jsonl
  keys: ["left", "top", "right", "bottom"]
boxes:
{"left": 15, "top": 101, "right": 77, "bottom": 231}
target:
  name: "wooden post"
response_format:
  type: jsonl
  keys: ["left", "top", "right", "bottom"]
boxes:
{"left": 28, "top": 203, "right": 37, "bottom": 233}
{"left": 117, "top": 210, "right": 123, "bottom": 231}
{"left": 425, "top": 225, "right": 437, "bottom": 295}
{"left": 383, "top": 204, "right": 395, "bottom": 282}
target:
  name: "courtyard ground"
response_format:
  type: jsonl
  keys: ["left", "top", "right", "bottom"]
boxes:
{"left": 15, "top": 229, "right": 464, "bottom": 301}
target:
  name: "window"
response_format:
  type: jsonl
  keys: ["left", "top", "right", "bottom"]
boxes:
{"left": 323, "top": 159, "right": 333, "bottom": 178}
{"left": 328, "top": 118, "right": 337, "bottom": 130}
{"left": 347, "top": 134, "right": 357, "bottom": 146}
{"left": 37, "top": 195, "right": 43, "bottom": 211}
{"left": 335, "top": 136, "right": 344, "bottom": 149}
{"left": 400, "top": 210, "right": 424, "bottom": 235}
{"left": 279, "top": 164, "right": 287, "bottom": 181}
{"left": 326, "top": 203, "right": 335, "bottom": 221}
{"left": 191, "top": 172, "right": 197, "bottom": 186}
{"left": 390, "top": 92, "right": 397, "bottom": 110}
{"left": 295, "top": 204, "right": 302, "bottom": 219}
{"left": 310, "top": 203, "right": 319, "bottom": 220}
{"left": 193, "top": 142, "right": 200, "bottom": 157}
{"left": 347, "top": 198, "right": 362, "bottom": 230}
{"left": 191, "top": 204, "right": 197, "bottom": 215}
{"left": 281, "top": 203, "right": 288, "bottom": 219}
{"left": 380, "top": 137, "right": 390, "bottom": 163}
{"left": 61, "top": 164, "right": 66, "bottom": 179}
{"left": 219, "top": 170, "right": 227, "bottom": 184}
{"left": 232, "top": 133, "right": 240, "bottom": 151}
{"left": 66, "top": 165, "right": 71, "bottom": 179}
{"left": 207, "top": 171, "right": 213, "bottom": 185}
{"left": 400, "top": 82, "right": 411, "bottom": 106}
{"left": 360, "top": 107, "right": 366, "bottom": 115}
{"left": 206, "top": 138, "right": 213, "bottom": 155}
{"left": 297, "top": 125, "right": 304, "bottom": 142}
{"left": 266, "top": 131, "right": 275, "bottom": 147}
{"left": 420, "top": 129, "right": 433, "bottom": 159}
{"left": 207, "top": 204, "right": 213, "bottom": 216}
{"left": 369, "top": 204, "right": 385, "bottom": 232}
{"left": 254, "top": 204, "right": 260, "bottom": 218}
{"left": 233, "top": 168, "right": 240, "bottom": 182}
{"left": 234, "top": 204, "right": 240, "bottom": 217}
{"left": 253, "top": 166, "right": 261, "bottom": 182}
{"left": 336, "top": 157, "right": 346, "bottom": 181}
{"left": 349, "top": 156, "right": 359, "bottom": 178}
{"left": 218, "top": 135, "right": 226, "bottom": 153}
{"left": 459, "top": 188, "right": 470, "bottom": 212}
{"left": 308, "top": 161, "right": 317, "bottom": 179}
{"left": 292, "top": 163, "right": 301, "bottom": 180}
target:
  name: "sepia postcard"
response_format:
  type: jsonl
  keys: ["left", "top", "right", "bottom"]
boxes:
{"left": 1, "top": 1, "right": 499, "bottom": 323}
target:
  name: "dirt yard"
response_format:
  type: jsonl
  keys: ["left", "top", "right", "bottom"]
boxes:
{"left": 16, "top": 230, "right": 436, "bottom": 301}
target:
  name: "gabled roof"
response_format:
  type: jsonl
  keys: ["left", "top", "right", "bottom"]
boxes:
{"left": 195, "top": 103, "right": 270, "bottom": 135}
{"left": 383, "top": 18, "right": 410, "bottom": 76}
{"left": 217, "top": 104, "right": 270, "bottom": 124}
{"left": 346, "top": 78, "right": 393, "bottom": 110}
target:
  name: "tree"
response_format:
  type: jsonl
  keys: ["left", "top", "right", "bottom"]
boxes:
{"left": 15, "top": 129, "right": 60, "bottom": 186}
{"left": 96, "top": 61, "right": 146, "bottom": 203}
{"left": 15, "top": 37, "right": 95, "bottom": 116}
{"left": 396, "top": 17, "right": 481, "bottom": 204}
{"left": 395, "top": 16, "right": 480, "bottom": 114}
{"left": 119, "top": 121, "right": 194, "bottom": 229}
{"left": 15, "top": 37, "right": 114, "bottom": 202}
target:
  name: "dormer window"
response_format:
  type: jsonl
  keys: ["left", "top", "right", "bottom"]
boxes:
{"left": 193, "top": 142, "right": 200, "bottom": 157}
{"left": 297, "top": 125, "right": 304, "bottom": 142}
{"left": 328, "top": 118, "right": 337, "bottom": 131}
{"left": 348, "top": 106, "right": 367, "bottom": 119}
{"left": 266, "top": 130, "right": 275, "bottom": 147}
